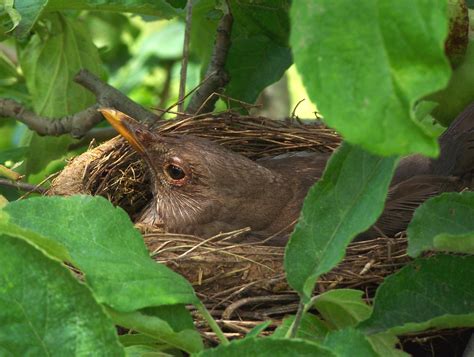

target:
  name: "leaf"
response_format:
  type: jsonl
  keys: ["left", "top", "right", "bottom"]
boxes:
{"left": 0, "top": 0, "right": 21, "bottom": 36}
{"left": 0, "top": 195, "right": 198, "bottom": 310}
{"left": 0, "top": 146, "right": 28, "bottom": 164}
{"left": 192, "top": 0, "right": 292, "bottom": 106}
{"left": 196, "top": 338, "right": 335, "bottom": 357}
{"left": 407, "top": 192, "right": 474, "bottom": 256}
{"left": 107, "top": 307, "right": 203, "bottom": 354}
{"left": 291, "top": 1, "right": 451, "bottom": 156}
{"left": 47, "top": 0, "right": 182, "bottom": 19}
{"left": 0, "top": 235, "right": 124, "bottom": 356}
{"left": 225, "top": 36, "right": 292, "bottom": 104}
{"left": 11, "top": 0, "right": 48, "bottom": 38}
{"left": 313, "top": 289, "right": 372, "bottom": 329}
{"left": 323, "top": 328, "right": 378, "bottom": 357}
{"left": 285, "top": 143, "right": 398, "bottom": 301}
{"left": 359, "top": 255, "right": 474, "bottom": 334}
{"left": 368, "top": 333, "right": 409, "bottom": 357}
{"left": 19, "top": 14, "right": 104, "bottom": 175}
{"left": 245, "top": 321, "right": 272, "bottom": 339}
{"left": 272, "top": 313, "right": 329, "bottom": 340}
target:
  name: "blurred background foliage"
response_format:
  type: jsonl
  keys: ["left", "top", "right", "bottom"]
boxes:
{"left": 0, "top": 1, "right": 316, "bottom": 201}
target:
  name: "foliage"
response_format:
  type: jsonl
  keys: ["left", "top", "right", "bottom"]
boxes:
{"left": 1, "top": 0, "right": 474, "bottom": 356}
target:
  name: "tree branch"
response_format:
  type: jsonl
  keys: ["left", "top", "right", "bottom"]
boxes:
{"left": 0, "top": 99, "right": 103, "bottom": 138}
{"left": 186, "top": 9, "right": 233, "bottom": 115}
{"left": 74, "top": 69, "right": 158, "bottom": 124}
{"left": 0, "top": 178, "right": 46, "bottom": 194}
{"left": 0, "top": 69, "right": 159, "bottom": 139}
{"left": 178, "top": 0, "right": 194, "bottom": 113}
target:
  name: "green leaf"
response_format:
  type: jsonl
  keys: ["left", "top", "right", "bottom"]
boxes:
{"left": 291, "top": 1, "right": 450, "bottom": 156}
{"left": 285, "top": 143, "right": 398, "bottom": 301}
{"left": 368, "top": 333, "right": 409, "bottom": 357}
{"left": 19, "top": 14, "right": 104, "bottom": 175}
{"left": 225, "top": 36, "right": 292, "bottom": 104}
{"left": 359, "top": 255, "right": 474, "bottom": 334}
{"left": 107, "top": 307, "right": 203, "bottom": 354}
{"left": 46, "top": 0, "right": 182, "bottom": 18}
{"left": 196, "top": 338, "right": 335, "bottom": 357}
{"left": 0, "top": 0, "right": 21, "bottom": 36}
{"left": 143, "top": 304, "right": 195, "bottom": 333}
{"left": 408, "top": 192, "right": 474, "bottom": 256}
{"left": 323, "top": 328, "right": 378, "bottom": 357}
{"left": 245, "top": 321, "right": 272, "bottom": 339}
{"left": 11, "top": 0, "right": 48, "bottom": 38}
{"left": 431, "top": 40, "right": 474, "bottom": 126}
{"left": 0, "top": 195, "right": 198, "bottom": 310}
{"left": 272, "top": 313, "right": 329, "bottom": 340}
{"left": 192, "top": 0, "right": 291, "bottom": 106}
{"left": 0, "top": 146, "right": 28, "bottom": 164}
{"left": 0, "top": 235, "right": 124, "bottom": 356}
{"left": 313, "top": 289, "right": 372, "bottom": 329}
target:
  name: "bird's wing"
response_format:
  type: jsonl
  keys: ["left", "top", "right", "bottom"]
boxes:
{"left": 359, "top": 175, "right": 469, "bottom": 240}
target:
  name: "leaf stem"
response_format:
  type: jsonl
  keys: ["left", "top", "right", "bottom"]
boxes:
{"left": 285, "top": 301, "right": 305, "bottom": 338}
{"left": 195, "top": 302, "right": 229, "bottom": 345}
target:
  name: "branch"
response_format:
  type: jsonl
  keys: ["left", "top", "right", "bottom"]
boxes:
{"left": 157, "top": 61, "right": 174, "bottom": 109}
{"left": 0, "top": 99, "right": 103, "bottom": 138}
{"left": 186, "top": 10, "right": 233, "bottom": 115}
{"left": 0, "top": 178, "right": 46, "bottom": 194}
{"left": 68, "top": 127, "right": 117, "bottom": 150}
{"left": 178, "top": 0, "right": 194, "bottom": 113}
{"left": 0, "top": 69, "right": 159, "bottom": 139}
{"left": 74, "top": 69, "right": 158, "bottom": 124}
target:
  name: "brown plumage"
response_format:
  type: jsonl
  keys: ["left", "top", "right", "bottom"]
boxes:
{"left": 99, "top": 103, "right": 474, "bottom": 246}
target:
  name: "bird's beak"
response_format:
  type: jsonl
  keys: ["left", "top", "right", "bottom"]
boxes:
{"left": 99, "top": 108, "right": 151, "bottom": 154}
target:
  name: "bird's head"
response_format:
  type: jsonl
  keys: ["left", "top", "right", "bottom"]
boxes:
{"left": 99, "top": 108, "right": 280, "bottom": 235}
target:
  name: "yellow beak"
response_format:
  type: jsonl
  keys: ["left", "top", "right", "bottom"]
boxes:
{"left": 99, "top": 108, "right": 146, "bottom": 153}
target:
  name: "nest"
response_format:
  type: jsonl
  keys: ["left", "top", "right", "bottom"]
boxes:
{"left": 49, "top": 112, "right": 470, "bottom": 352}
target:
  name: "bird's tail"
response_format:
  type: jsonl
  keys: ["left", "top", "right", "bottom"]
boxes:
{"left": 431, "top": 102, "right": 474, "bottom": 176}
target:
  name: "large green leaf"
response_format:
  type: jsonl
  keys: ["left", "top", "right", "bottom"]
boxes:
{"left": 359, "top": 255, "right": 474, "bottom": 334}
{"left": 0, "top": 195, "right": 199, "bottom": 310}
{"left": 313, "top": 289, "right": 372, "bottom": 329}
{"left": 19, "top": 14, "right": 104, "bottom": 175}
{"left": 407, "top": 192, "right": 474, "bottom": 256}
{"left": 0, "top": 235, "right": 124, "bottom": 356}
{"left": 285, "top": 143, "right": 398, "bottom": 301}
{"left": 191, "top": 0, "right": 291, "bottom": 106}
{"left": 196, "top": 338, "right": 334, "bottom": 357}
{"left": 291, "top": 1, "right": 450, "bottom": 156}
{"left": 47, "top": 0, "right": 182, "bottom": 18}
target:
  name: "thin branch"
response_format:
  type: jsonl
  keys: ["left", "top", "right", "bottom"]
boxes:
{"left": 68, "top": 127, "right": 117, "bottom": 150}
{"left": 74, "top": 69, "right": 158, "bottom": 124}
{"left": 0, "top": 99, "right": 103, "bottom": 138}
{"left": 178, "top": 0, "right": 194, "bottom": 113}
{"left": 0, "top": 69, "right": 159, "bottom": 138}
{"left": 186, "top": 8, "right": 233, "bottom": 115}
{"left": 0, "top": 178, "right": 46, "bottom": 194}
{"left": 157, "top": 61, "right": 174, "bottom": 109}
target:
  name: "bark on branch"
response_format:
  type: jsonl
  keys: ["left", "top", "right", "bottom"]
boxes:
{"left": 0, "top": 69, "right": 158, "bottom": 138}
{"left": 186, "top": 12, "right": 233, "bottom": 115}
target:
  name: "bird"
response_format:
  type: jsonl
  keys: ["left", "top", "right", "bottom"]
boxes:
{"left": 99, "top": 104, "right": 474, "bottom": 246}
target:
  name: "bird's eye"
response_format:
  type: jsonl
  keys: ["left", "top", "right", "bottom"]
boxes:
{"left": 166, "top": 164, "right": 185, "bottom": 180}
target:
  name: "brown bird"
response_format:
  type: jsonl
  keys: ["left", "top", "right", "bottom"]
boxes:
{"left": 99, "top": 105, "right": 474, "bottom": 246}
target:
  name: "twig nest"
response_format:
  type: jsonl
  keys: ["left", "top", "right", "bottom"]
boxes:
{"left": 49, "top": 112, "right": 411, "bottom": 318}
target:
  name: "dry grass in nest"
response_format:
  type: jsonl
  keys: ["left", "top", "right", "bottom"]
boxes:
{"left": 49, "top": 112, "right": 467, "bottom": 348}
